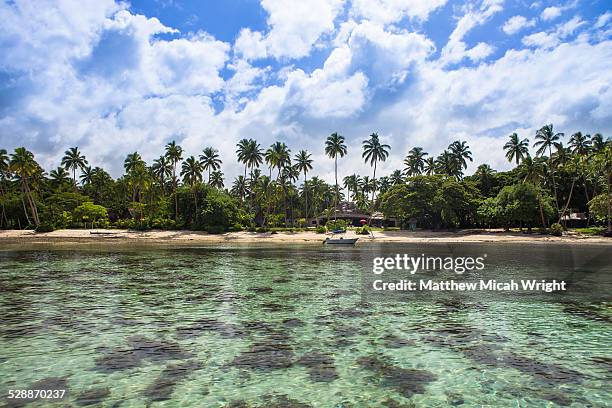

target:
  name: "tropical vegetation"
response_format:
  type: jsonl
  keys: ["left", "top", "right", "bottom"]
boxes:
{"left": 0, "top": 125, "right": 610, "bottom": 234}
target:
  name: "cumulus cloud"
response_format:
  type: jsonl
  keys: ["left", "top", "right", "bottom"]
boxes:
{"left": 541, "top": 6, "right": 562, "bottom": 21}
{"left": 1, "top": 0, "right": 611, "bottom": 182}
{"left": 349, "top": 0, "right": 447, "bottom": 24}
{"left": 439, "top": 0, "right": 503, "bottom": 65}
{"left": 234, "top": 0, "right": 344, "bottom": 60}
{"left": 522, "top": 16, "right": 585, "bottom": 49}
{"left": 502, "top": 15, "right": 536, "bottom": 35}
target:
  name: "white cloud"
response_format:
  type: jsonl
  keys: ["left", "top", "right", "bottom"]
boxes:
{"left": 522, "top": 16, "right": 585, "bottom": 49}
{"left": 350, "top": 0, "right": 447, "bottom": 24}
{"left": 234, "top": 0, "right": 344, "bottom": 60}
{"left": 439, "top": 0, "right": 503, "bottom": 65}
{"left": 594, "top": 11, "right": 611, "bottom": 29}
{"left": 541, "top": 6, "right": 562, "bottom": 21}
{"left": 346, "top": 21, "right": 435, "bottom": 85}
{"left": 502, "top": 15, "right": 536, "bottom": 35}
{"left": 1, "top": 0, "right": 611, "bottom": 183}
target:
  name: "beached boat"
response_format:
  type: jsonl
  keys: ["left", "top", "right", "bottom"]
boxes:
{"left": 324, "top": 237, "right": 359, "bottom": 245}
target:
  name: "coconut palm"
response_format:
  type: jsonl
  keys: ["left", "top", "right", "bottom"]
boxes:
{"left": 152, "top": 155, "right": 172, "bottom": 195}
{"left": 210, "top": 170, "right": 224, "bottom": 189}
{"left": 281, "top": 164, "right": 300, "bottom": 226}
{"left": 423, "top": 157, "right": 436, "bottom": 175}
{"left": 61, "top": 147, "right": 88, "bottom": 190}
{"left": 294, "top": 150, "right": 313, "bottom": 219}
{"left": 50, "top": 167, "right": 71, "bottom": 190}
{"left": 9, "top": 147, "right": 41, "bottom": 226}
{"left": 124, "top": 152, "right": 147, "bottom": 204}
{"left": 181, "top": 156, "right": 204, "bottom": 218}
{"left": 435, "top": 150, "right": 459, "bottom": 178}
{"left": 79, "top": 166, "right": 94, "bottom": 186}
{"left": 503, "top": 133, "right": 530, "bottom": 165}
{"left": 362, "top": 132, "right": 390, "bottom": 205}
{"left": 200, "top": 147, "right": 222, "bottom": 183}
{"left": 165, "top": 140, "right": 183, "bottom": 219}
{"left": 568, "top": 132, "right": 591, "bottom": 156}
{"left": 231, "top": 176, "right": 247, "bottom": 200}
{"left": 591, "top": 133, "right": 608, "bottom": 152}
{"left": 474, "top": 164, "right": 496, "bottom": 196}
{"left": 518, "top": 155, "right": 548, "bottom": 228}
{"left": 390, "top": 170, "right": 404, "bottom": 185}
{"left": 404, "top": 147, "right": 427, "bottom": 176}
{"left": 448, "top": 140, "right": 472, "bottom": 178}
{"left": 534, "top": 124, "right": 563, "bottom": 211}
{"left": 325, "top": 132, "right": 347, "bottom": 220}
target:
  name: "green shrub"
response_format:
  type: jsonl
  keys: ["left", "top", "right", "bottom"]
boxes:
{"left": 35, "top": 223, "right": 55, "bottom": 233}
{"left": 315, "top": 226, "right": 326, "bottom": 234}
{"left": 326, "top": 219, "right": 347, "bottom": 231}
{"left": 357, "top": 226, "right": 371, "bottom": 235}
{"left": 256, "top": 227, "right": 268, "bottom": 233}
{"left": 549, "top": 223, "right": 563, "bottom": 236}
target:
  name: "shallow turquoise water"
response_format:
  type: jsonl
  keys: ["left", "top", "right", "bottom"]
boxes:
{"left": 0, "top": 243, "right": 610, "bottom": 407}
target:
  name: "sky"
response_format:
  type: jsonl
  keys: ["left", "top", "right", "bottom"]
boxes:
{"left": 0, "top": 0, "right": 611, "bottom": 183}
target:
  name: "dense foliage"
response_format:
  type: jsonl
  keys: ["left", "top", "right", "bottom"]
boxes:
{"left": 0, "top": 125, "right": 610, "bottom": 233}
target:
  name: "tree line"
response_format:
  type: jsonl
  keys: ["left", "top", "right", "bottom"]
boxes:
{"left": 0, "top": 124, "right": 610, "bottom": 233}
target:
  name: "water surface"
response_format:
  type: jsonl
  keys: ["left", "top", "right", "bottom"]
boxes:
{"left": 1, "top": 243, "right": 610, "bottom": 407}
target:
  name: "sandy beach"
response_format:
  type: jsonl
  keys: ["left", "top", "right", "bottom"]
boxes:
{"left": 0, "top": 228, "right": 610, "bottom": 245}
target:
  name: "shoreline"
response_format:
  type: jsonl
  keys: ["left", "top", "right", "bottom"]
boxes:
{"left": 1, "top": 228, "right": 610, "bottom": 246}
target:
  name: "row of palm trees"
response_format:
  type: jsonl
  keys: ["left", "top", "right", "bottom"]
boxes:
{"left": 1, "top": 124, "right": 609, "bottom": 229}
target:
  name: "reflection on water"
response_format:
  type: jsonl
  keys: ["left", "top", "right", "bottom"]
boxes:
{"left": 0, "top": 244, "right": 610, "bottom": 407}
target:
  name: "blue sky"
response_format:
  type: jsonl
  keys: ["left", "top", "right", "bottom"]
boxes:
{"left": 0, "top": 0, "right": 610, "bottom": 181}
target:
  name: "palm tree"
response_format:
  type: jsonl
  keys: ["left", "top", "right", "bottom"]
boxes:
{"left": 423, "top": 157, "right": 436, "bottom": 175}
{"left": 518, "top": 155, "right": 549, "bottom": 228}
{"left": 591, "top": 133, "right": 608, "bottom": 152}
{"left": 390, "top": 170, "right": 404, "bottom": 185}
{"left": 124, "top": 152, "right": 147, "bottom": 205}
{"left": 210, "top": 170, "right": 224, "bottom": 188}
{"left": 534, "top": 124, "right": 563, "bottom": 212}
{"left": 61, "top": 147, "right": 88, "bottom": 190}
{"left": 294, "top": 150, "right": 313, "bottom": 220}
{"left": 9, "top": 147, "right": 41, "bottom": 226}
{"left": 362, "top": 132, "right": 390, "bottom": 205}
{"left": 200, "top": 147, "right": 222, "bottom": 183}
{"left": 474, "top": 164, "right": 496, "bottom": 196}
{"left": 237, "top": 139, "right": 251, "bottom": 179}
{"left": 435, "top": 151, "right": 459, "bottom": 178}
{"left": 404, "top": 147, "right": 427, "bottom": 176}
{"left": 50, "top": 167, "right": 71, "bottom": 190}
{"left": 343, "top": 174, "right": 359, "bottom": 201}
{"left": 448, "top": 140, "right": 472, "bottom": 178}
{"left": 152, "top": 156, "right": 172, "bottom": 196}
{"left": 503, "top": 133, "right": 530, "bottom": 164}
{"left": 568, "top": 132, "right": 591, "bottom": 156}
{"left": 325, "top": 132, "right": 347, "bottom": 220}
{"left": 181, "top": 156, "right": 204, "bottom": 218}
{"left": 281, "top": 165, "right": 300, "bottom": 226}
{"left": 79, "top": 166, "right": 94, "bottom": 186}
{"left": 231, "top": 176, "right": 247, "bottom": 200}
{"left": 165, "top": 140, "right": 183, "bottom": 220}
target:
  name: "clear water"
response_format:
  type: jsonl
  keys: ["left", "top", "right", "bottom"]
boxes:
{"left": 0, "top": 243, "right": 610, "bottom": 407}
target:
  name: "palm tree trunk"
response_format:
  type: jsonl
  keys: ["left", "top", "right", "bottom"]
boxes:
{"left": 548, "top": 147, "right": 560, "bottom": 213}
{"left": 558, "top": 178, "right": 576, "bottom": 225}
{"left": 173, "top": 164, "right": 178, "bottom": 220}
{"left": 303, "top": 172, "right": 308, "bottom": 223}
{"left": 334, "top": 157, "right": 338, "bottom": 221}
{"left": 368, "top": 161, "right": 377, "bottom": 227}
{"left": 607, "top": 174, "right": 611, "bottom": 233}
